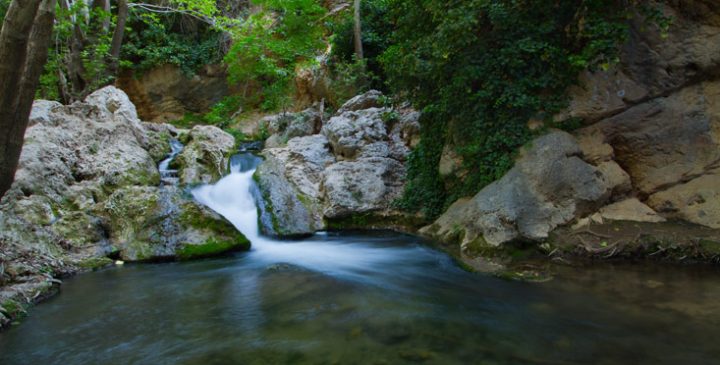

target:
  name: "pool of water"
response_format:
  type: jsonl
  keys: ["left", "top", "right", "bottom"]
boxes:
{"left": 0, "top": 230, "right": 719, "bottom": 365}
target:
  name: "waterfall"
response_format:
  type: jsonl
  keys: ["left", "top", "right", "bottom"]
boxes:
{"left": 190, "top": 152, "right": 431, "bottom": 279}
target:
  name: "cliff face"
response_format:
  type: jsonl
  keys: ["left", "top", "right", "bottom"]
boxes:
{"left": 116, "top": 64, "right": 231, "bottom": 123}
{"left": 422, "top": 1, "right": 720, "bottom": 269}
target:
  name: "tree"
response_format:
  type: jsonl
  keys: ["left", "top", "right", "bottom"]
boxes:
{"left": 353, "top": 0, "right": 363, "bottom": 59}
{"left": 0, "top": 0, "right": 57, "bottom": 200}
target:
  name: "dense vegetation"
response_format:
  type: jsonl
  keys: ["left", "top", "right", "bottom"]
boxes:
{"left": 0, "top": 0, "right": 669, "bottom": 216}
{"left": 379, "top": 0, "right": 669, "bottom": 219}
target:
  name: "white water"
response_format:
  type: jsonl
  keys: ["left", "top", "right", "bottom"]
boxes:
{"left": 190, "top": 155, "right": 439, "bottom": 280}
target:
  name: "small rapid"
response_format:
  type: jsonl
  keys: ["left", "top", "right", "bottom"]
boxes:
{"left": 190, "top": 152, "right": 441, "bottom": 282}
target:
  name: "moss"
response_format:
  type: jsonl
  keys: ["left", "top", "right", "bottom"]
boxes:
{"left": 176, "top": 236, "right": 250, "bottom": 260}
{"left": 326, "top": 212, "right": 426, "bottom": 232}
{"left": 77, "top": 257, "right": 114, "bottom": 270}
{"left": 177, "top": 202, "right": 251, "bottom": 259}
{"left": 0, "top": 299, "right": 26, "bottom": 320}
{"left": 699, "top": 240, "right": 720, "bottom": 256}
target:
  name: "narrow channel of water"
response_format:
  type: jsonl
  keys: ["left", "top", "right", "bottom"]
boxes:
{"left": 0, "top": 153, "right": 719, "bottom": 364}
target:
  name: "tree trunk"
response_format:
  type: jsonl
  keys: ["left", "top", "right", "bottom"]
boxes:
{"left": 60, "top": 0, "right": 88, "bottom": 98}
{"left": 108, "top": 0, "right": 128, "bottom": 76}
{"left": 0, "top": 0, "right": 44, "bottom": 199}
{"left": 353, "top": 0, "right": 363, "bottom": 60}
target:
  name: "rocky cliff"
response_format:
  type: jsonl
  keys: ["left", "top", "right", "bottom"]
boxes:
{"left": 422, "top": 1, "right": 720, "bottom": 271}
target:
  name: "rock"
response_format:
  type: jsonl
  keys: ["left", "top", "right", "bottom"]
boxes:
{"left": 322, "top": 157, "right": 406, "bottom": 218}
{"left": 647, "top": 173, "right": 720, "bottom": 228}
{"left": 322, "top": 107, "right": 390, "bottom": 160}
{"left": 578, "top": 81, "right": 720, "bottom": 196}
{"left": 422, "top": 131, "right": 617, "bottom": 249}
{"left": 9, "top": 87, "right": 160, "bottom": 201}
{"left": 576, "top": 130, "right": 614, "bottom": 164}
{"left": 390, "top": 109, "right": 421, "bottom": 148}
{"left": 177, "top": 125, "right": 235, "bottom": 185}
{"left": 263, "top": 108, "right": 322, "bottom": 147}
{"left": 255, "top": 135, "right": 335, "bottom": 236}
{"left": 438, "top": 145, "right": 462, "bottom": 177}
{"left": 102, "top": 185, "right": 249, "bottom": 261}
{"left": 116, "top": 64, "right": 232, "bottom": 123}
{"left": 337, "top": 90, "right": 384, "bottom": 113}
{"left": 558, "top": 2, "right": 720, "bottom": 124}
{"left": 142, "top": 122, "right": 177, "bottom": 162}
{"left": 254, "top": 99, "right": 419, "bottom": 235}
{"left": 597, "top": 198, "right": 666, "bottom": 223}
{"left": 596, "top": 161, "right": 632, "bottom": 197}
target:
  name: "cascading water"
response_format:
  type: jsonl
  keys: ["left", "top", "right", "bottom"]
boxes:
{"left": 190, "top": 150, "right": 441, "bottom": 281}
{"left": 159, "top": 139, "right": 184, "bottom": 185}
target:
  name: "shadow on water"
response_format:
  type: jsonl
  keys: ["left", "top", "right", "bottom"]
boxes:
{"left": 1, "top": 153, "right": 719, "bottom": 365}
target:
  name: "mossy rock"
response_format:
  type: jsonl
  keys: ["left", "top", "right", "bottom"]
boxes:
{"left": 176, "top": 236, "right": 250, "bottom": 260}
{"left": 326, "top": 212, "right": 427, "bottom": 233}
{"left": 176, "top": 202, "right": 251, "bottom": 260}
{"left": 76, "top": 256, "right": 114, "bottom": 271}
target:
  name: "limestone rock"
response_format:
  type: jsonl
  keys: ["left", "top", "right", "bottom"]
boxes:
{"left": 254, "top": 135, "right": 334, "bottom": 236}
{"left": 579, "top": 81, "right": 720, "bottom": 196}
{"left": 597, "top": 198, "right": 666, "bottom": 223}
{"left": 422, "top": 131, "right": 618, "bottom": 248}
{"left": 102, "top": 186, "right": 248, "bottom": 261}
{"left": 262, "top": 108, "right": 322, "bottom": 147}
{"left": 647, "top": 173, "right": 720, "bottom": 228}
{"left": 10, "top": 86, "right": 159, "bottom": 201}
{"left": 117, "top": 64, "right": 231, "bottom": 123}
{"left": 323, "top": 157, "right": 406, "bottom": 218}
{"left": 254, "top": 92, "right": 418, "bottom": 236}
{"left": 322, "top": 107, "right": 390, "bottom": 160}
{"left": 177, "top": 125, "right": 235, "bottom": 185}
{"left": 337, "top": 90, "right": 384, "bottom": 113}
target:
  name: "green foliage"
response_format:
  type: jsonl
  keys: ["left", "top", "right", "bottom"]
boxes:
{"left": 171, "top": 95, "right": 242, "bottom": 129}
{"left": 326, "top": 56, "right": 376, "bottom": 107}
{"left": 120, "top": 7, "right": 224, "bottom": 76}
{"left": 224, "top": 0, "right": 327, "bottom": 111}
{"left": 328, "top": 0, "right": 392, "bottom": 91}
{"left": 385, "top": 0, "right": 670, "bottom": 220}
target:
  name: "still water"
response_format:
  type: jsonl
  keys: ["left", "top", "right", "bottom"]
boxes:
{"left": 0, "top": 232, "right": 719, "bottom": 365}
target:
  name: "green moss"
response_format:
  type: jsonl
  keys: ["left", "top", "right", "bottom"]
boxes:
{"left": 77, "top": 257, "right": 114, "bottom": 270}
{"left": 176, "top": 236, "right": 250, "bottom": 260}
{"left": 0, "top": 299, "right": 26, "bottom": 319}
{"left": 699, "top": 240, "right": 720, "bottom": 256}
{"left": 177, "top": 202, "right": 251, "bottom": 259}
{"left": 326, "top": 212, "right": 425, "bottom": 232}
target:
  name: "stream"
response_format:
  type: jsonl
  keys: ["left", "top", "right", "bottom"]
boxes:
{"left": 0, "top": 152, "right": 719, "bottom": 364}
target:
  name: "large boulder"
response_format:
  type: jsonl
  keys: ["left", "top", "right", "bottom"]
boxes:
{"left": 254, "top": 93, "right": 419, "bottom": 236}
{"left": 177, "top": 125, "right": 235, "bottom": 185}
{"left": 255, "top": 135, "right": 334, "bottom": 236}
{"left": 10, "top": 88, "right": 159, "bottom": 201}
{"left": 337, "top": 90, "right": 385, "bottom": 114}
{"left": 576, "top": 81, "right": 720, "bottom": 196}
{"left": 421, "top": 131, "right": 620, "bottom": 249}
{"left": 261, "top": 107, "right": 322, "bottom": 148}
{"left": 322, "top": 107, "right": 391, "bottom": 160}
{"left": 102, "top": 186, "right": 249, "bottom": 261}
{"left": 323, "top": 157, "right": 405, "bottom": 218}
